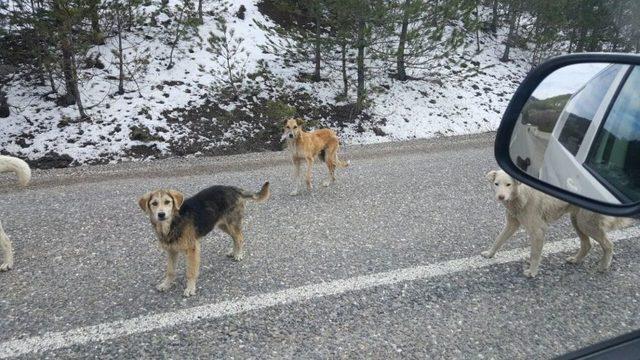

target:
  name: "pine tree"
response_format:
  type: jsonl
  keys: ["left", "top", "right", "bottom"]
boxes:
{"left": 207, "top": 14, "right": 249, "bottom": 98}
{"left": 107, "top": 0, "right": 148, "bottom": 95}
{"left": 162, "top": 0, "right": 199, "bottom": 70}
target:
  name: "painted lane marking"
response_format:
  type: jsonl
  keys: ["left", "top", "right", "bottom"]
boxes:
{"left": 1, "top": 226, "right": 639, "bottom": 358}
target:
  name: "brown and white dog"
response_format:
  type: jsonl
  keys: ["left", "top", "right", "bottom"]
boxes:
{"left": 138, "top": 182, "right": 270, "bottom": 296}
{"left": 281, "top": 118, "right": 349, "bottom": 196}
{"left": 0, "top": 155, "right": 31, "bottom": 271}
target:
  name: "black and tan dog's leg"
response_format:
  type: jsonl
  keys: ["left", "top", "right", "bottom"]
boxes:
{"left": 221, "top": 222, "right": 245, "bottom": 261}
{"left": 184, "top": 243, "right": 201, "bottom": 297}
{"left": 0, "top": 221, "right": 13, "bottom": 272}
{"left": 290, "top": 158, "right": 302, "bottom": 196}
{"left": 157, "top": 249, "right": 178, "bottom": 291}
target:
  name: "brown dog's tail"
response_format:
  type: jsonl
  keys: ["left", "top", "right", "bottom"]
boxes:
{"left": 240, "top": 182, "right": 270, "bottom": 203}
{"left": 318, "top": 148, "right": 349, "bottom": 168}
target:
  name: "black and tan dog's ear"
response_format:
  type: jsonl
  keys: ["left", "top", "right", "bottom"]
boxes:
{"left": 486, "top": 170, "right": 497, "bottom": 183}
{"left": 168, "top": 190, "right": 184, "bottom": 210}
{"left": 296, "top": 118, "right": 304, "bottom": 126}
{"left": 138, "top": 192, "right": 152, "bottom": 213}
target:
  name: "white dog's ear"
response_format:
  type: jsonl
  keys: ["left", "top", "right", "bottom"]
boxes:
{"left": 486, "top": 170, "right": 497, "bottom": 182}
{"left": 138, "top": 192, "right": 153, "bottom": 213}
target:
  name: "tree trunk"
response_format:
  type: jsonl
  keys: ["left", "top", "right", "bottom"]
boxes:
{"left": 44, "top": 62, "right": 56, "bottom": 93}
{"left": 341, "top": 40, "right": 347, "bottom": 98}
{"left": 60, "top": 36, "right": 77, "bottom": 106}
{"left": 167, "top": 10, "right": 184, "bottom": 69}
{"left": 500, "top": 3, "right": 516, "bottom": 62}
{"left": 490, "top": 0, "right": 498, "bottom": 34}
{"left": 0, "top": 90, "right": 9, "bottom": 118}
{"left": 431, "top": 0, "right": 439, "bottom": 27}
{"left": 475, "top": 0, "right": 480, "bottom": 53}
{"left": 312, "top": 10, "right": 321, "bottom": 81}
{"left": 356, "top": 18, "right": 366, "bottom": 113}
{"left": 396, "top": 0, "right": 409, "bottom": 81}
{"left": 70, "top": 52, "right": 87, "bottom": 119}
{"left": 56, "top": 0, "right": 87, "bottom": 120}
{"left": 117, "top": 11, "right": 125, "bottom": 95}
{"left": 198, "top": 0, "right": 203, "bottom": 24}
{"left": 89, "top": 0, "right": 104, "bottom": 44}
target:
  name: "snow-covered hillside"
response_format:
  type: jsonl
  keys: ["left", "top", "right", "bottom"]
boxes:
{"left": 1, "top": 0, "right": 532, "bottom": 168}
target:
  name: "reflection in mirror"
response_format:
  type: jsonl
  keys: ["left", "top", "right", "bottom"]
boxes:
{"left": 509, "top": 62, "right": 640, "bottom": 205}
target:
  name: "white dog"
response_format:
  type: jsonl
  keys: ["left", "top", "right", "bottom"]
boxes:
{"left": 483, "top": 169, "right": 631, "bottom": 277}
{"left": 0, "top": 155, "right": 31, "bottom": 271}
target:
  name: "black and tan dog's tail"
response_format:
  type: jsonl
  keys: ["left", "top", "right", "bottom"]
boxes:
{"left": 240, "top": 182, "right": 270, "bottom": 203}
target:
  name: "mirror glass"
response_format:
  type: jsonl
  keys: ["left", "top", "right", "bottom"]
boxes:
{"left": 509, "top": 62, "right": 640, "bottom": 205}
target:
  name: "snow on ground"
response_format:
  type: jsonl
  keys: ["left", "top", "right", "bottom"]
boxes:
{"left": 1, "top": 0, "right": 532, "bottom": 167}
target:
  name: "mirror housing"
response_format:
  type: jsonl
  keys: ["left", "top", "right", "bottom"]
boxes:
{"left": 495, "top": 53, "right": 640, "bottom": 217}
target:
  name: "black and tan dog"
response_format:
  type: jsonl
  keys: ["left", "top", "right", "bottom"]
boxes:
{"left": 138, "top": 182, "right": 270, "bottom": 296}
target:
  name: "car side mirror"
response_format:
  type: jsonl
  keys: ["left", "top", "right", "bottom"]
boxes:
{"left": 495, "top": 54, "right": 640, "bottom": 217}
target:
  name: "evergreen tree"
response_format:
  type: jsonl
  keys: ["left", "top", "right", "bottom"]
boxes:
{"left": 207, "top": 14, "right": 249, "bottom": 98}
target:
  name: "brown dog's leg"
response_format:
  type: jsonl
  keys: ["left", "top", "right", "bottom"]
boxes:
{"left": 305, "top": 157, "right": 314, "bottom": 192}
{"left": 323, "top": 146, "right": 338, "bottom": 187}
{"left": 184, "top": 242, "right": 201, "bottom": 297}
{"left": 157, "top": 249, "right": 178, "bottom": 291}
{"left": 290, "top": 158, "right": 302, "bottom": 196}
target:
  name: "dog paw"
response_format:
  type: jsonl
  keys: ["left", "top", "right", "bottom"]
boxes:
{"left": 523, "top": 268, "right": 538, "bottom": 278}
{"left": 597, "top": 262, "right": 611, "bottom": 272}
{"left": 226, "top": 249, "right": 244, "bottom": 261}
{"left": 321, "top": 180, "right": 331, "bottom": 187}
{"left": 0, "top": 263, "right": 12, "bottom": 271}
{"left": 183, "top": 286, "right": 196, "bottom": 297}
{"left": 289, "top": 190, "right": 299, "bottom": 196}
{"left": 480, "top": 251, "right": 494, "bottom": 259}
{"left": 565, "top": 256, "right": 580, "bottom": 264}
{"left": 157, "top": 280, "right": 174, "bottom": 292}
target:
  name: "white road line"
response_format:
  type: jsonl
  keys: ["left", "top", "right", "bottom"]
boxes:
{"left": 1, "top": 227, "right": 639, "bottom": 358}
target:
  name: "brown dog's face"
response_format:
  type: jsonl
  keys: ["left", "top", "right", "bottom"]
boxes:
{"left": 281, "top": 118, "right": 304, "bottom": 141}
{"left": 138, "top": 190, "right": 184, "bottom": 223}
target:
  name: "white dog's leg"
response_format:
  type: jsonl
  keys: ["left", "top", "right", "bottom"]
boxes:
{"left": 157, "top": 250, "right": 178, "bottom": 291}
{"left": 566, "top": 215, "right": 592, "bottom": 264}
{"left": 524, "top": 230, "right": 545, "bottom": 278}
{"left": 482, "top": 215, "right": 519, "bottom": 258}
{"left": 290, "top": 159, "right": 302, "bottom": 196}
{"left": 0, "top": 221, "right": 13, "bottom": 272}
{"left": 592, "top": 231, "right": 614, "bottom": 272}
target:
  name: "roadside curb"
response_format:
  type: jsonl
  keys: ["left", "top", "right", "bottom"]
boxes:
{"left": 0, "top": 132, "right": 495, "bottom": 192}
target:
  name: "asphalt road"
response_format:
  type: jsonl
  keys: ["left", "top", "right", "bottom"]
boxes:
{"left": 1, "top": 132, "right": 639, "bottom": 359}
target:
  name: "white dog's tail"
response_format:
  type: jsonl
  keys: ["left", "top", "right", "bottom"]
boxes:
{"left": 601, "top": 216, "right": 635, "bottom": 231}
{"left": 0, "top": 155, "right": 31, "bottom": 187}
